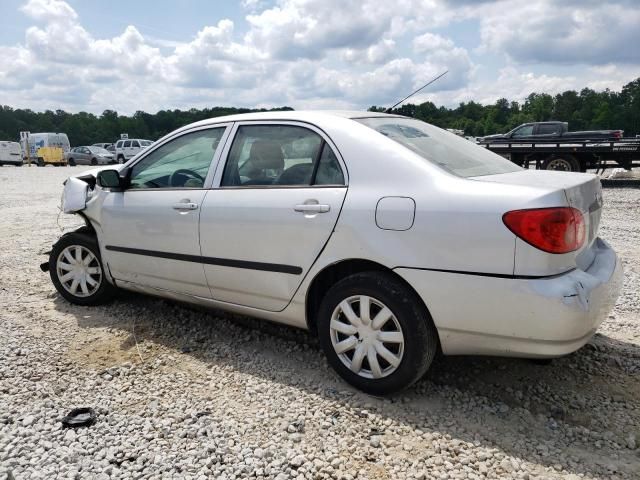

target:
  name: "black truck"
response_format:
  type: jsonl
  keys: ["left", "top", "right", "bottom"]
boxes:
{"left": 479, "top": 121, "right": 639, "bottom": 172}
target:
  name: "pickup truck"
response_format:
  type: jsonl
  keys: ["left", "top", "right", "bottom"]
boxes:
{"left": 481, "top": 121, "right": 623, "bottom": 143}
{"left": 478, "top": 122, "right": 639, "bottom": 172}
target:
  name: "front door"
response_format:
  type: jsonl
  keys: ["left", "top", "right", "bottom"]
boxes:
{"left": 199, "top": 122, "right": 348, "bottom": 311}
{"left": 101, "top": 126, "right": 229, "bottom": 297}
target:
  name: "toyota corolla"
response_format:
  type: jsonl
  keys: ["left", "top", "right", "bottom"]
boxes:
{"left": 44, "top": 111, "right": 623, "bottom": 394}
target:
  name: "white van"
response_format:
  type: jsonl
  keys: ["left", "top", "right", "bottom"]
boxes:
{"left": 21, "top": 133, "right": 71, "bottom": 159}
{"left": 114, "top": 138, "right": 153, "bottom": 163}
{"left": 0, "top": 141, "right": 23, "bottom": 166}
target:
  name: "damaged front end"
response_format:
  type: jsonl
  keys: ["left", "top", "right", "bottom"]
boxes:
{"left": 41, "top": 166, "right": 118, "bottom": 273}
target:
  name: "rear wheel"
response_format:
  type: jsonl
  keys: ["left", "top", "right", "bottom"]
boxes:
{"left": 317, "top": 271, "right": 438, "bottom": 395}
{"left": 68, "top": 158, "right": 76, "bottom": 166}
{"left": 49, "top": 232, "right": 116, "bottom": 306}
{"left": 543, "top": 155, "right": 580, "bottom": 172}
{"left": 91, "top": 157, "right": 97, "bottom": 165}
{"left": 36, "top": 158, "right": 44, "bottom": 167}
{"left": 117, "top": 155, "right": 125, "bottom": 164}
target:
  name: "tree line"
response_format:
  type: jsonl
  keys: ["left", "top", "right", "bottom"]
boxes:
{"left": 0, "top": 78, "right": 639, "bottom": 146}
{"left": 371, "top": 78, "right": 640, "bottom": 138}
{"left": 0, "top": 106, "right": 293, "bottom": 147}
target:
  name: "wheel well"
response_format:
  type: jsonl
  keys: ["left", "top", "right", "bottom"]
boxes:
{"left": 305, "top": 259, "right": 431, "bottom": 335}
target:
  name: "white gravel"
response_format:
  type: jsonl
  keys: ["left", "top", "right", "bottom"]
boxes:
{"left": 1, "top": 165, "right": 639, "bottom": 480}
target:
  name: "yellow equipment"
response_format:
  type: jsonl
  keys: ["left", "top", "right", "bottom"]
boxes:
{"left": 36, "top": 146, "right": 67, "bottom": 167}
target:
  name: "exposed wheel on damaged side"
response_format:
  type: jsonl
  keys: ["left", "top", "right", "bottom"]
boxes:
{"left": 49, "top": 231, "right": 116, "bottom": 306}
{"left": 317, "top": 271, "right": 439, "bottom": 395}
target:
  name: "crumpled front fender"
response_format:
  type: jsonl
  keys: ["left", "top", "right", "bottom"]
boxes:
{"left": 62, "top": 177, "right": 90, "bottom": 213}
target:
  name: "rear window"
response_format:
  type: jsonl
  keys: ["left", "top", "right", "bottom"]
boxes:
{"left": 356, "top": 117, "right": 521, "bottom": 178}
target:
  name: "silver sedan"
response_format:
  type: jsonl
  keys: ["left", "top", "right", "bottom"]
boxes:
{"left": 66, "top": 146, "right": 115, "bottom": 166}
{"left": 46, "top": 111, "right": 622, "bottom": 394}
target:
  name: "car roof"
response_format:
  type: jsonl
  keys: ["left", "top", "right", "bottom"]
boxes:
{"left": 180, "top": 110, "right": 405, "bottom": 130}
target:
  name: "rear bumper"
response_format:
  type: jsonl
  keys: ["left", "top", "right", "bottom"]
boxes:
{"left": 395, "top": 238, "right": 623, "bottom": 358}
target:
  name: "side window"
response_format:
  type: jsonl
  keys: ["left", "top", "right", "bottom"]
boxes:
{"left": 82, "top": 147, "right": 90, "bottom": 154}
{"left": 314, "top": 145, "right": 345, "bottom": 185}
{"left": 123, "top": 141, "right": 131, "bottom": 148}
{"left": 221, "top": 125, "right": 344, "bottom": 187}
{"left": 512, "top": 125, "right": 534, "bottom": 137}
{"left": 131, "top": 140, "right": 140, "bottom": 148}
{"left": 537, "top": 124, "right": 559, "bottom": 135}
{"left": 129, "top": 128, "right": 225, "bottom": 189}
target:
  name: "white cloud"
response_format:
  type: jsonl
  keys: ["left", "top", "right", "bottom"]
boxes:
{"left": 0, "top": 0, "right": 638, "bottom": 115}
{"left": 477, "top": 0, "right": 640, "bottom": 65}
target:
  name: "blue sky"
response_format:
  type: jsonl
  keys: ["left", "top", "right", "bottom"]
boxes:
{"left": 0, "top": 0, "right": 638, "bottom": 114}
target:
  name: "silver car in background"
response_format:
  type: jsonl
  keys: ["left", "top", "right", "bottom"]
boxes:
{"left": 66, "top": 146, "right": 115, "bottom": 166}
{"left": 45, "top": 111, "right": 622, "bottom": 394}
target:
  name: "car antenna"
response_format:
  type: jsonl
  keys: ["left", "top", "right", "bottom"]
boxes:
{"left": 384, "top": 70, "right": 448, "bottom": 113}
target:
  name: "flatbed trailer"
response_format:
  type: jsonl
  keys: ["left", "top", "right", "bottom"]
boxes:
{"left": 479, "top": 138, "right": 640, "bottom": 172}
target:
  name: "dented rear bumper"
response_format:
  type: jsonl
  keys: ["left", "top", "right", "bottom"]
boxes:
{"left": 395, "top": 237, "right": 623, "bottom": 358}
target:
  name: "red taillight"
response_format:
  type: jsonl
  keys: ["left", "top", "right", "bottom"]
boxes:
{"left": 503, "top": 207, "right": 586, "bottom": 254}
{"left": 613, "top": 130, "right": 623, "bottom": 139}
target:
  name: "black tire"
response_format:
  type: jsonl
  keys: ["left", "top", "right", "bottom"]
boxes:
{"left": 317, "top": 271, "right": 439, "bottom": 395}
{"left": 36, "top": 158, "right": 44, "bottom": 167}
{"left": 543, "top": 155, "right": 580, "bottom": 172}
{"left": 117, "top": 155, "right": 125, "bottom": 164}
{"left": 91, "top": 158, "right": 97, "bottom": 165}
{"left": 68, "top": 158, "right": 76, "bottom": 166}
{"left": 49, "top": 231, "right": 116, "bottom": 306}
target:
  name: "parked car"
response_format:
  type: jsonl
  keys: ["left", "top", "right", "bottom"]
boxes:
{"left": 114, "top": 138, "right": 153, "bottom": 163}
{"left": 0, "top": 141, "right": 23, "bottom": 166}
{"left": 66, "top": 146, "right": 115, "bottom": 166}
{"left": 45, "top": 111, "right": 622, "bottom": 394}
{"left": 92, "top": 143, "right": 113, "bottom": 150}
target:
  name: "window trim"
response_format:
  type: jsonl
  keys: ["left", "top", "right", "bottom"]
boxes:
{"left": 122, "top": 123, "right": 233, "bottom": 191}
{"left": 212, "top": 120, "right": 348, "bottom": 189}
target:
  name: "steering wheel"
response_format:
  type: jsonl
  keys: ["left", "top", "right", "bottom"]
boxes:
{"left": 168, "top": 169, "right": 205, "bottom": 187}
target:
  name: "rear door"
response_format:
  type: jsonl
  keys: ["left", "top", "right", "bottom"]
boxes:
{"left": 199, "top": 121, "right": 348, "bottom": 311}
{"left": 101, "top": 125, "right": 231, "bottom": 297}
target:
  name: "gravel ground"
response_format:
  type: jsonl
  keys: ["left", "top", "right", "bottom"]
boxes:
{"left": 0, "top": 166, "right": 639, "bottom": 480}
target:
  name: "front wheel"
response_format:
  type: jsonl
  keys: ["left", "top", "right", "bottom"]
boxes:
{"left": 49, "top": 232, "right": 116, "bottom": 306}
{"left": 317, "top": 271, "right": 439, "bottom": 395}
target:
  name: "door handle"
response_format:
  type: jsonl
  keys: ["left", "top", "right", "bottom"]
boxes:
{"left": 294, "top": 203, "right": 330, "bottom": 213}
{"left": 172, "top": 201, "right": 199, "bottom": 211}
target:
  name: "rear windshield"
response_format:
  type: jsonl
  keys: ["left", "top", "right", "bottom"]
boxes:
{"left": 356, "top": 117, "right": 522, "bottom": 178}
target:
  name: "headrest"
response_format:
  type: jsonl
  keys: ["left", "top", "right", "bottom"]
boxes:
{"left": 249, "top": 140, "right": 284, "bottom": 170}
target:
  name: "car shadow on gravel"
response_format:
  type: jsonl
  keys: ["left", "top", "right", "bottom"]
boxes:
{"left": 55, "top": 293, "right": 640, "bottom": 478}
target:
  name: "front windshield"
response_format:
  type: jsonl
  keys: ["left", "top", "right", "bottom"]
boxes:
{"left": 90, "top": 147, "right": 110, "bottom": 154}
{"left": 356, "top": 117, "right": 522, "bottom": 178}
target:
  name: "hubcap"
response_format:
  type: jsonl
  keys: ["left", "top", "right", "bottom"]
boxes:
{"left": 546, "top": 158, "right": 572, "bottom": 171}
{"left": 329, "top": 295, "right": 404, "bottom": 379}
{"left": 56, "top": 245, "right": 102, "bottom": 298}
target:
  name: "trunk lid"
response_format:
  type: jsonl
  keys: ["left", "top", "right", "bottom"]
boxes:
{"left": 472, "top": 170, "right": 603, "bottom": 275}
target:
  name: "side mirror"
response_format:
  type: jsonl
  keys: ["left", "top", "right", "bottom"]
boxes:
{"left": 97, "top": 169, "right": 125, "bottom": 190}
